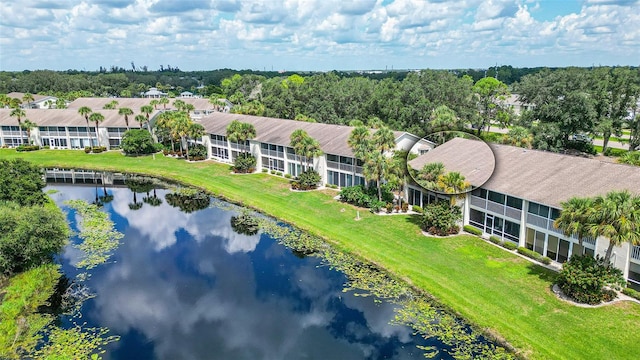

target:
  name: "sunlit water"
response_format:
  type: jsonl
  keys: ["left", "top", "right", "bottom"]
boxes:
{"left": 47, "top": 182, "right": 449, "bottom": 360}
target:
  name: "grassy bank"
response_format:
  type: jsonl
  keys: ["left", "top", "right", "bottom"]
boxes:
{"left": 2, "top": 149, "right": 639, "bottom": 359}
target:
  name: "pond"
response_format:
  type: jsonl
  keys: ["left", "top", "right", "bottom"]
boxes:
{"left": 44, "top": 170, "right": 502, "bottom": 359}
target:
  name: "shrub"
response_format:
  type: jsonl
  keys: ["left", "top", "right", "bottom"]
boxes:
{"left": 541, "top": 256, "right": 552, "bottom": 265}
{"left": 412, "top": 205, "right": 423, "bottom": 214}
{"left": 517, "top": 247, "right": 544, "bottom": 261}
{"left": 502, "top": 241, "right": 517, "bottom": 250}
{"left": 16, "top": 145, "right": 40, "bottom": 152}
{"left": 284, "top": 173, "right": 292, "bottom": 179}
{"left": 91, "top": 146, "right": 106, "bottom": 153}
{"left": 262, "top": 168, "right": 268, "bottom": 173}
{"left": 421, "top": 202, "right": 461, "bottom": 236}
{"left": 270, "top": 170, "right": 277, "bottom": 174}
{"left": 463, "top": 225, "right": 482, "bottom": 236}
{"left": 565, "top": 140, "right": 597, "bottom": 155}
{"left": 622, "top": 287, "right": 640, "bottom": 301}
{"left": 188, "top": 144, "right": 207, "bottom": 161}
{"left": 121, "top": 129, "right": 156, "bottom": 155}
{"left": 618, "top": 151, "right": 640, "bottom": 166}
{"left": 369, "top": 200, "right": 385, "bottom": 213}
{"left": 292, "top": 169, "right": 321, "bottom": 190}
{"left": 0, "top": 159, "right": 47, "bottom": 206}
{"left": 339, "top": 185, "right": 393, "bottom": 210}
{"left": 84, "top": 147, "right": 91, "bottom": 153}
{"left": 557, "top": 255, "right": 625, "bottom": 305}
{"left": 401, "top": 202, "right": 409, "bottom": 212}
{"left": 385, "top": 203, "right": 394, "bottom": 213}
{"left": 489, "top": 235, "right": 502, "bottom": 245}
{"left": 233, "top": 153, "right": 256, "bottom": 173}
{"left": 276, "top": 171, "right": 282, "bottom": 176}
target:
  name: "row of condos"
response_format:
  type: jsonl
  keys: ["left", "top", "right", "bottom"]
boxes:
{"left": 198, "top": 112, "right": 425, "bottom": 187}
{"left": 406, "top": 137, "right": 640, "bottom": 289}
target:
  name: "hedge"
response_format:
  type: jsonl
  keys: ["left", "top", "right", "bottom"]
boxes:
{"left": 517, "top": 247, "right": 552, "bottom": 264}
{"left": 502, "top": 241, "right": 517, "bottom": 251}
{"left": 623, "top": 287, "right": 640, "bottom": 301}
{"left": 463, "top": 225, "right": 482, "bottom": 236}
{"left": 489, "top": 235, "right": 502, "bottom": 245}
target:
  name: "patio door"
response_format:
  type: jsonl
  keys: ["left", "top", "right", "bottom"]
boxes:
{"left": 486, "top": 214, "right": 494, "bottom": 235}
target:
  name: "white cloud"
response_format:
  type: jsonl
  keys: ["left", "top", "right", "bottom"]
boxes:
{"left": 0, "top": 0, "right": 638, "bottom": 71}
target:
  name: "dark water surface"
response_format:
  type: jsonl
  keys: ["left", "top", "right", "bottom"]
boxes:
{"left": 47, "top": 182, "right": 445, "bottom": 360}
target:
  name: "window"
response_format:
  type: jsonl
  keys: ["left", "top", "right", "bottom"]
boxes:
{"left": 472, "top": 188, "right": 487, "bottom": 198}
{"left": 506, "top": 196, "right": 523, "bottom": 210}
{"left": 550, "top": 208, "right": 561, "bottom": 220}
{"left": 488, "top": 191, "right": 505, "bottom": 204}
{"left": 470, "top": 209, "right": 485, "bottom": 227}
{"left": 504, "top": 220, "right": 520, "bottom": 238}
{"left": 528, "top": 202, "right": 550, "bottom": 218}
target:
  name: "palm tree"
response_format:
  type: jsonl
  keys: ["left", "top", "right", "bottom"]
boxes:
{"left": 301, "top": 136, "right": 322, "bottom": 171}
{"left": 159, "top": 97, "right": 170, "bottom": 110}
{"left": 20, "top": 119, "right": 37, "bottom": 145}
{"left": 554, "top": 197, "right": 595, "bottom": 247}
{"left": 430, "top": 105, "right": 462, "bottom": 132}
{"left": 44, "top": 99, "right": 54, "bottom": 109}
{"left": 364, "top": 151, "right": 387, "bottom": 202}
{"left": 372, "top": 125, "right": 396, "bottom": 155}
{"left": 150, "top": 99, "right": 159, "bottom": 110}
{"left": 103, "top": 100, "right": 118, "bottom": 110}
{"left": 173, "top": 99, "right": 186, "bottom": 112}
{"left": 171, "top": 113, "right": 191, "bottom": 157}
{"left": 78, "top": 106, "right": 93, "bottom": 145}
{"left": 118, "top": 107, "right": 134, "bottom": 130}
{"left": 135, "top": 114, "right": 146, "bottom": 129}
{"left": 502, "top": 126, "right": 533, "bottom": 149}
{"left": 348, "top": 125, "right": 372, "bottom": 161}
{"left": 140, "top": 105, "right": 154, "bottom": 131}
{"left": 587, "top": 191, "right": 640, "bottom": 263}
{"left": 226, "top": 120, "right": 256, "bottom": 154}
{"left": 22, "top": 93, "right": 35, "bottom": 108}
{"left": 155, "top": 112, "right": 176, "bottom": 151}
{"left": 290, "top": 129, "right": 309, "bottom": 174}
{"left": 436, "top": 171, "right": 471, "bottom": 195}
{"left": 184, "top": 103, "right": 195, "bottom": 115}
{"left": 89, "top": 112, "right": 105, "bottom": 147}
{"left": 9, "top": 108, "right": 26, "bottom": 144}
{"left": 185, "top": 122, "right": 205, "bottom": 160}
{"left": 55, "top": 98, "right": 67, "bottom": 109}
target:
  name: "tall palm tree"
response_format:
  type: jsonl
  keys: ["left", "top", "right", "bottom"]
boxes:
{"left": 364, "top": 151, "right": 387, "bottom": 202}
{"left": 226, "top": 120, "right": 256, "bottom": 154}
{"left": 22, "top": 93, "right": 35, "bottom": 108}
{"left": 155, "top": 112, "right": 176, "bottom": 151}
{"left": 290, "top": 129, "right": 309, "bottom": 174}
{"left": 149, "top": 99, "right": 159, "bottom": 110}
{"left": 372, "top": 125, "right": 396, "bottom": 155}
{"left": 44, "top": 99, "right": 54, "bottom": 109}
{"left": 20, "top": 119, "right": 37, "bottom": 145}
{"left": 9, "top": 108, "right": 26, "bottom": 144}
{"left": 171, "top": 113, "right": 191, "bottom": 157}
{"left": 159, "top": 97, "right": 170, "bottom": 110}
{"left": 118, "top": 107, "right": 134, "bottom": 130}
{"left": 89, "top": 112, "right": 105, "bottom": 147}
{"left": 184, "top": 103, "right": 195, "bottom": 115}
{"left": 554, "top": 197, "right": 595, "bottom": 247}
{"left": 348, "top": 125, "right": 372, "bottom": 161}
{"left": 186, "top": 122, "right": 205, "bottom": 160}
{"left": 587, "top": 191, "right": 640, "bottom": 263}
{"left": 140, "top": 105, "right": 154, "bottom": 131}
{"left": 173, "top": 99, "right": 186, "bottom": 112}
{"left": 135, "top": 114, "right": 147, "bottom": 129}
{"left": 78, "top": 106, "right": 93, "bottom": 145}
{"left": 301, "top": 136, "right": 322, "bottom": 171}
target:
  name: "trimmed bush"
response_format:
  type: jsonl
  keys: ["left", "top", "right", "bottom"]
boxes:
{"left": 233, "top": 153, "right": 256, "bottom": 173}
{"left": 401, "top": 202, "right": 409, "bottom": 212}
{"left": 557, "top": 255, "right": 625, "bottom": 305}
{"left": 421, "top": 202, "right": 461, "bottom": 236}
{"left": 463, "top": 225, "right": 482, "bottom": 236}
{"left": 16, "top": 145, "right": 40, "bottom": 152}
{"left": 291, "top": 169, "right": 321, "bottom": 190}
{"left": 284, "top": 173, "right": 292, "bottom": 179}
{"left": 502, "top": 242, "right": 517, "bottom": 250}
{"left": 622, "top": 287, "right": 640, "bottom": 301}
{"left": 385, "top": 203, "right": 394, "bottom": 213}
{"left": 188, "top": 144, "right": 207, "bottom": 160}
{"left": 489, "top": 235, "right": 502, "bottom": 245}
{"left": 270, "top": 170, "right": 277, "bottom": 174}
{"left": 412, "top": 205, "right": 423, "bottom": 214}
{"left": 121, "top": 129, "right": 156, "bottom": 155}
{"left": 541, "top": 256, "right": 552, "bottom": 265}
{"left": 262, "top": 168, "right": 268, "bottom": 173}
{"left": 84, "top": 147, "right": 91, "bottom": 153}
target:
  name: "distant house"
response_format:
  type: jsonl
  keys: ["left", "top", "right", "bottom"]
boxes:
{"left": 179, "top": 91, "right": 194, "bottom": 98}
{"left": 6, "top": 92, "right": 59, "bottom": 109}
{"left": 143, "top": 87, "right": 167, "bottom": 98}
{"left": 501, "top": 94, "right": 534, "bottom": 115}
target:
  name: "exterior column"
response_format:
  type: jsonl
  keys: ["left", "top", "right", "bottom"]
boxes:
{"left": 518, "top": 200, "right": 528, "bottom": 248}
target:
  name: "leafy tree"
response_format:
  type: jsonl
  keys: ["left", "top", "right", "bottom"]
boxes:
{"left": 0, "top": 159, "right": 47, "bottom": 206}
{"left": 429, "top": 105, "right": 463, "bottom": 132}
{"left": 502, "top": 126, "right": 533, "bottom": 149}
{"left": 292, "top": 169, "right": 321, "bottom": 190}
{"left": 471, "top": 77, "right": 509, "bottom": 135}
{"left": 0, "top": 203, "right": 70, "bottom": 275}
{"left": 121, "top": 129, "right": 156, "bottom": 155}
{"left": 118, "top": 107, "right": 134, "bottom": 130}
{"left": 232, "top": 153, "right": 257, "bottom": 173}
{"left": 88, "top": 112, "right": 105, "bottom": 147}
{"left": 102, "top": 100, "right": 118, "bottom": 110}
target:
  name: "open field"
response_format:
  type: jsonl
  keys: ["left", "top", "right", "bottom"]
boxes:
{"left": 1, "top": 149, "right": 639, "bottom": 360}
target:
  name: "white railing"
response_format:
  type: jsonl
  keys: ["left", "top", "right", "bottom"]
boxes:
{"left": 527, "top": 213, "right": 548, "bottom": 229}
{"left": 327, "top": 160, "right": 354, "bottom": 172}
{"left": 470, "top": 196, "right": 522, "bottom": 221}
{"left": 211, "top": 139, "right": 227, "bottom": 147}
{"left": 632, "top": 246, "right": 640, "bottom": 261}
{"left": 505, "top": 207, "right": 521, "bottom": 220}
{"left": 262, "top": 149, "right": 284, "bottom": 159}
{"left": 470, "top": 195, "right": 486, "bottom": 208}
{"left": 486, "top": 201, "right": 503, "bottom": 214}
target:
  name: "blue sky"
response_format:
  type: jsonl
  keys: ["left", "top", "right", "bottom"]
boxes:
{"left": 0, "top": 0, "right": 638, "bottom": 72}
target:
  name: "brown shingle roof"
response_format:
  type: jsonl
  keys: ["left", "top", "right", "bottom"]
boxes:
{"left": 67, "top": 97, "right": 215, "bottom": 111}
{"left": 199, "top": 112, "right": 409, "bottom": 157}
{"left": 408, "top": 137, "right": 495, "bottom": 187}
{"left": 0, "top": 109, "right": 153, "bottom": 128}
{"left": 6, "top": 92, "right": 55, "bottom": 103}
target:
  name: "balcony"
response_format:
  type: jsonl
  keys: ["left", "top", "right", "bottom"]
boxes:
{"left": 262, "top": 149, "right": 284, "bottom": 159}
{"left": 632, "top": 246, "right": 640, "bottom": 261}
{"left": 327, "top": 160, "right": 354, "bottom": 173}
{"left": 211, "top": 139, "right": 227, "bottom": 147}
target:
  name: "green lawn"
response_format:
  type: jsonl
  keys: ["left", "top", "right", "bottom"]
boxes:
{"left": 2, "top": 149, "right": 639, "bottom": 360}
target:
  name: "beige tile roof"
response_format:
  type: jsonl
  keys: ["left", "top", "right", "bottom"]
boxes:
{"left": 6, "top": 92, "right": 55, "bottom": 103}
{"left": 199, "top": 112, "right": 408, "bottom": 157}
{"left": 408, "top": 137, "right": 496, "bottom": 187}
{"left": 67, "top": 97, "right": 216, "bottom": 111}
{"left": 410, "top": 137, "right": 640, "bottom": 207}
{"left": 0, "top": 109, "right": 152, "bottom": 128}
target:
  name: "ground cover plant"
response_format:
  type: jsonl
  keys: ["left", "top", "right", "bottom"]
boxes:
{"left": 1, "top": 149, "right": 639, "bottom": 360}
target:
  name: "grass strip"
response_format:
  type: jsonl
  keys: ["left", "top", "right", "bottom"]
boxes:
{"left": 1, "top": 149, "right": 639, "bottom": 360}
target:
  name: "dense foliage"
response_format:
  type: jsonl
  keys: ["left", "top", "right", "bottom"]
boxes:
{"left": 165, "top": 188, "right": 210, "bottom": 213}
{"left": 421, "top": 202, "right": 462, "bottom": 236}
{"left": 338, "top": 184, "right": 393, "bottom": 212}
{"left": 188, "top": 144, "right": 207, "bottom": 161}
{"left": 232, "top": 153, "right": 256, "bottom": 173}
{"left": 618, "top": 151, "right": 640, "bottom": 166}
{"left": 291, "top": 169, "right": 321, "bottom": 190}
{"left": 230, "top": 209, "right": 260, "bottom": 236}
{"left": 0, "top": 203, "right": 69, "bottom": 275}
{"left": 557, "top": 255, "right": 625, "bottom": 305}
{"left": 0, "top": 159, "right": 47, "bottom": 206}
{"left": 120, "top": 129, "right": 157, "bottom": 155}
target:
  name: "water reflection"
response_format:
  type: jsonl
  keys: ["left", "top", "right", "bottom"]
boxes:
{"left": 47, "top": 181, "right": 433, "bottom": 360}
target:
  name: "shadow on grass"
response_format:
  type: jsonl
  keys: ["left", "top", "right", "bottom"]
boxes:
{"left": 403, "top": 213, "right": 423, "bottom": 228}
{"left": 526, "top": 262, "right": 558, "bottom": 284}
